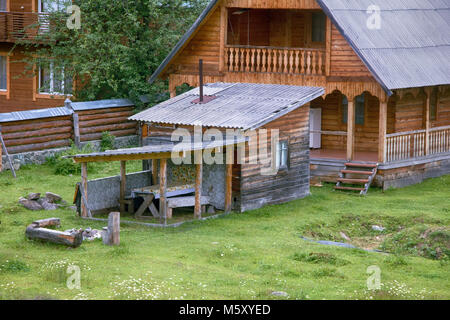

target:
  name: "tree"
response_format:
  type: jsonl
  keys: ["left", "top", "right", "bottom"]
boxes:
{"left": 16, "top": 0, "right": 208, "bottom": 108}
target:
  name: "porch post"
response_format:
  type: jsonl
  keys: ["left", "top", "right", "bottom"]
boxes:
{"left": 195, "top": 152, "right": 203, "bottom": 219}
{"left": 219, "top": 4, "right": 227, "bottom": 72}
{"left": 225, "top": 146, "right": 233, "bottom": 213}
{"left": 424, "top": 87, "right": 431, "bottom": 155}
{"left": 159, "top": 158, "right": 167, "bottom": 223}
{"left": 346, "top": 97, "right": 355, "bottom": 161}
{"left": 120, "top": 161, "right": 126, "bottom": 213}
{"left": 378, "top": 99, "right": 388, "bottom": 163}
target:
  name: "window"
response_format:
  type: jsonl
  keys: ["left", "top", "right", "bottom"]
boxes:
{"left": 39, "top": 63, "right": 73, "bottom": 95}
{"left": 311, "top": 12, "right": 326, "bottom": 43}
{"left": 342, "top": 94, "right": 365, "bottom": 125}
{"left": 0, "top": 55, "right": 6, "bottom": 91}
{"left": 430, "top": 87, "right": 438, "bottom": 121}
{"left": 0, "top": 0, "right": 7, "bottom": 12}
{"left": 38, "top": 0, "right": 70, "bottom": 13}
{"left": 275, "top": 141, "right": 289, "bottom": 170}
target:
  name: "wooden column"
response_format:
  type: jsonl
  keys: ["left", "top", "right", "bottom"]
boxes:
{"left": 378, "top": 99, "right": 388, "bottom": 163}
{"left": 225, "top": 147, "right": 233, "bottom": 213}
{"left": 72, "top": 113, "right": 81, "bottom": 148}
{"left": 425, "top": 87, "right": 431, "bottom": 155}
{"left": 159, "top": 158, "right": 167, "bottom": 222}
{"left": 120, "top": 161, "right": 126, "bottom": 213}
{"left": 0, "top": 125, "right": 3, "bottom": 172}
{"left": 346, "top": 98, "right": 355, "bottom": 161}
{"left": 219, "top": 5, "right": 227, "bottom": 72}
{"left": 195, "top": 152, "right": 203, "bottom": 219}
{"left": 81, "top": 162, "right": 88, "bottom": 217}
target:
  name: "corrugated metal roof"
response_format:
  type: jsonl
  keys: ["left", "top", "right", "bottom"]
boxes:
{"left": 130, "top": 83, "right": 324, "bottom": 130}
{"left": 70, "top": 99, "right": 134, "bottom": 111}
{"left": 0, "top": 107, "right": 73, "bottom": 123}
{"left": 70, "top": 137, "right": 247, "bottom": 161}
{"left": 317, "top": 0, "right": 450, "bottom": 92}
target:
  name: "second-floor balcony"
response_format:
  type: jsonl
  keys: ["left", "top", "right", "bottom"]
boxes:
{"left": 0, "top": 12, "right": 49, "bottom": 42}
{"left": 224, "top": 45, "right": 326, "bottom": 75}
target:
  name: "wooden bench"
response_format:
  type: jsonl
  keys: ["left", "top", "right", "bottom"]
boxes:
{"left": 166, "top": 196, "right": 210, "bottom": 219}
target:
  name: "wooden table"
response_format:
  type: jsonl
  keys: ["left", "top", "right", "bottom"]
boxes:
{"left": 132, "top": 183, "right": 195, "bottom": 220}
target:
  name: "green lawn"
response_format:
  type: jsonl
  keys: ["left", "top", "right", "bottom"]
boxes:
{"left": 0, "top": 162, "right": 449, "bottom": 300}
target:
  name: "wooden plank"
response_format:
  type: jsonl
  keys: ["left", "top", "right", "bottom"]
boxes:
{"left": 425, "top": 87, "right": 431, "bottom": 155}
{"left": 167, "top": 196, "right": 210, "bottom": 208}
{"left": 81, "top": 162, "right": 88, "bottom": 217}
{"left": 159, "top": 158, "right": 168, "bottom": 222}
{"left": 218, "top": 4, "right": 227, "bottom": 72}
{"left": 225, "top": 147, "right": 233, "bottom": 213}
{"left": 120, "top": 161, "right": 126, "bottom": 213}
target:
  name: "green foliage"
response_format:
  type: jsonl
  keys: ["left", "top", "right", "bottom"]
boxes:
{"left": 15, "top": 0, "right": 209, "bottom": 107}
{"left": 100, "top": 132, "right": 116, "bottom": 152}
{"left": 0, "top": 259, "right": 30, "bottom": 273}
{"left": 46, "top": 143, "right": 94, "bottom": 175}
{"left": 291, "top": 252, "right": 349, "bottom": 266}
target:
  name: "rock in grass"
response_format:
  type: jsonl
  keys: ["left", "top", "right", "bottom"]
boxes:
{"left": 372, "top": 225, "right": 386, "bottom": 232}
{"left": 27, "top": 193, "right": 41, "bottom": 201}
{"left": 38, "top": 198, "right": 58, "bottom": 211}
{"left": 19, "top": 197, "right": 43, "bottom": 211}
{"left": 271, "top": 291, "right": 289, "bottom": 297}
{"left": 340, "top": 231, "right": 351, "bottom": 241}
{"left": 45, "top": 192, "right": 63, "bottom": 203}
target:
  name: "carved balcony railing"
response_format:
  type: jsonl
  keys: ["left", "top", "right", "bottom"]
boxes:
{"left": 0, "top": 12, "right": 50, "bottom": 42}
{"left": 386, "top": 125, "right": 450, "bottom": 162}
{"left": 224, "top": 45, "right": 326, "bottom": 75}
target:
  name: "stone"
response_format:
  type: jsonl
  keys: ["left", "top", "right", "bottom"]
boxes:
{"left": 27, "top": 193, "right": 41, "bottom": 201}
{"left": 38, "top": 198, "right": 58, "bottom": 211}
{"left": 45, "top": 192, "right": 63, "bottom": 203}
{"left": 271, "top": 291, "right": 289, "bottom": 297}
{"left": 19, "top": 197, "right": 43, "bottom": 211}
{"left": 372, "top": 225, "right": 386, "bottom": 232}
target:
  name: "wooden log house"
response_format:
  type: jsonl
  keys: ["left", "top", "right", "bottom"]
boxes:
{"left": 0, "top": 0, "right": 73, "bottom": 113}
{"left": 148, "top": 0, "right": 450, "bottom": 191}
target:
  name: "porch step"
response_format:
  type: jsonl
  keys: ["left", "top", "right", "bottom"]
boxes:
{"left": 345, "top": 163, "right": 378, "bottom": 169}
{"left": 341, "top": 170, "right": 373, "bottom": 175}
{"left": 335, "top": 162, "right": 379, "bottom": 195}
{"left": 337, "top": 178, "right": 369, "bottom": 184}
{"left": 334, "top": 186, "right": 365, "bottom": 191}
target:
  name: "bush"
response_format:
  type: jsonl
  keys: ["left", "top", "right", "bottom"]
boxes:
{"left": 46, "top": 143, "right": 95, "bottom": 176}
{"left": 100, "top": 131, "right": 116, "bottom": 151}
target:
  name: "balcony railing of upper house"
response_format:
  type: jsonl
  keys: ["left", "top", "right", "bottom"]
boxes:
{"left": 0, "top": 12, "right": 50, "bottom": 42}
{"left": 224, "top": 45, "right": 326, "bottom": 75}
{"left": 385, "top": 125, "right": 450, "bottom": 162}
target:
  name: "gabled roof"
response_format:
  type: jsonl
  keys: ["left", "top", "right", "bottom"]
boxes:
{"left": 149, "top": 0, "right": 450, "bottom": 95}
{"left": 317, "top": 0, "right": 450, "bottom": 93}
{"left": 130, "top": 83, "right": 324, "bottom": 130}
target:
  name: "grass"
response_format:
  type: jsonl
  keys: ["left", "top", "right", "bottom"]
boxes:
{"left": 0, "top": 162, "right": 449, "bottom": 300}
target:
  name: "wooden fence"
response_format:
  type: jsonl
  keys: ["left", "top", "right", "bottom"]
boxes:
{"left": 0, "top": 99, "right": 138, "bottom": 160}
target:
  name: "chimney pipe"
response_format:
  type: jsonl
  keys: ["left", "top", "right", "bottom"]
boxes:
{"left": 199, "top": 59, "right": 204, "bottom": 102}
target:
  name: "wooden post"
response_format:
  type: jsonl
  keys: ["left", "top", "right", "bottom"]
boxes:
{"left": 81, "top": 162, "right": 88, "bottom": 217}
{"left": 346, "top": 98, "right": 355, "bottom": 161}
{"left": 425, "top": 87, "right": 431, "bottom": 155}
{"left": 152, "top": 159, "right": 158, "bottom": 185}
{"left": 103, "top": 212, "right": 120, "bottom": 246}
{"left": 0, "top": 125, "right": 2, "bottom": 172}
{"left": 378, "top": 100, "right": 388, "bottom": 163}
{"left": 120, "top": 161, "right": 126, "bottom": 213}
{"left": 159, "top": 158, "right": 167, "bottom": 223}
{"left": 225, "top": 147, "right": 233, "bottom": 213}
{"left": 195, "top": 151, "right": 203, "bottom": 219}
{"left": 72, "top": 113, "right": 80, "bottom": 148}
{"left": 219, "top": 4, "right": 227, "bottom": 72}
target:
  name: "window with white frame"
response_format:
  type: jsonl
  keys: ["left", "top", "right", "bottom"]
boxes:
{"left": 38, "top": 0, "right": 70, "bottom": 13}
{"left": 0, "top": 55, "right": 7, "bottom": 91}
{"left": 39, "top": 63, "right": 73, "bottom": 95}
{"left": 275, "top": 140, "right": 289, "bottom": 170}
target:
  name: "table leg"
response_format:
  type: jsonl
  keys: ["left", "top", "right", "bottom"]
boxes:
{"left": 135, "top": 194, "right": 154, "bottom": 219}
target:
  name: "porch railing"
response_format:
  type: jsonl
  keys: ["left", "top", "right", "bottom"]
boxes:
{"left": 224, "top": 45, "right": 326, "bottom": 75}
{"left": 386, "top": 125, "right": 450, "bottom": 162}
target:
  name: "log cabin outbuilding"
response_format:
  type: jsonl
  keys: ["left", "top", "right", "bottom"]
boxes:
{"left": 148, "top": 0, "right": 450, "bottom": 191}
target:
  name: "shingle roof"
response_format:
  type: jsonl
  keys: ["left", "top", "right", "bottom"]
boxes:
{"left": 317, "top": 0, "right": 450, "bottom": 93}
{"left": 130, "top": 83, "right": 324, "bottom": 130}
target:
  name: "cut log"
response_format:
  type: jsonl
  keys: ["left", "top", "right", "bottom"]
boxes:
{"left": 25, "top": 219, "right": 83, "bottom": 248}
{"left": 102, "top": 212, "right": 120, "bottom": 246}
